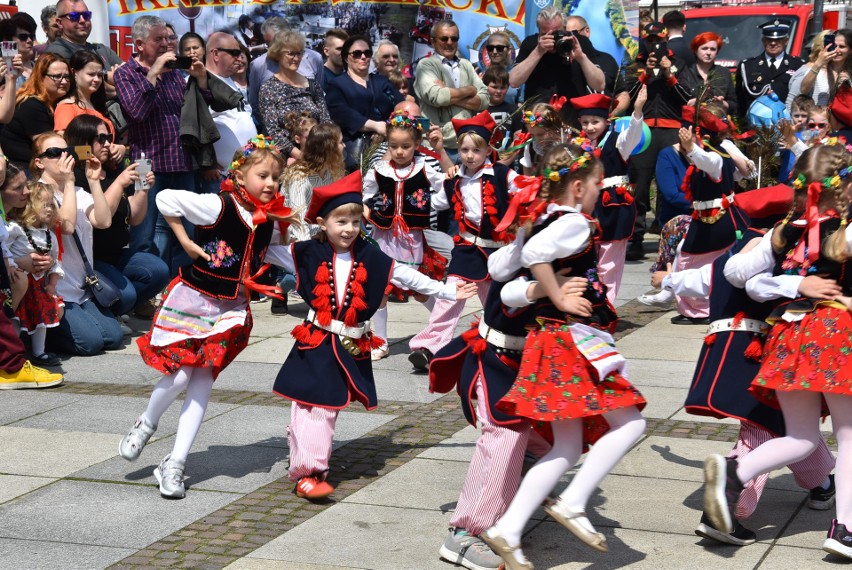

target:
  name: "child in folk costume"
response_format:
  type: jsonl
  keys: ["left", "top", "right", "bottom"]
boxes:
{"left": 670, "top": 102, "right": 753, "bottom": 323}
{"left": 118, "top": 135, "right": 298, "bottom": 499}
{"left": 272, "top": 171, "right": 477, "bottom": 501}
{"left": 363, "top": 110, "right": 449, "bottom": 360}
{"left": 429, "top": 175, "right": 588, "bottom": 570}
{"left": 519, "top": 100, "right": 564, "bottom": 176}
{"left": 7, "top": 182, "right": 65, "bottom": 367}
{"left": 705, "top": 144, "right": 852, "bottom": 559}
{"left": 408, "top": 111, "right": 519, "bottom": 371}
{"left": 652, "top": 186, "right": 835, "bottom": 546}
{"left": 481, "top": 145, "right": 647, "bottom": 570}
{"left": 570, "top": 87, "right": 647, "bottom": 303}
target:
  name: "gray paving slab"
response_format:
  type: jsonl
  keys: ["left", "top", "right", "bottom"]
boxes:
{"left": 0, "top": 391, "right": 83, "bottom": 425}
{"left": 758, "top": 544, "right": 835, "bottom": 568}
{"left": 624, "top": 358, "right": 696, "bottom": 389}
{"left": 629, "top": 385, "right": 687, "bottom": 420}
{"left": 0, "top": 475, "right": 57, "bottom": 505}
{"left": 616, "top": 333, "right": 703, "bottom": 362}
{"left": 236, "top": 337, "right": 296, "bottom": 364}
{"left": 249, "top": 503, "right": 456, "bottom": 570}
{"left": 226, "top": 561, "right": 369, "bottom": 570}
{"left": 11, "top": 394, "right": 236, "bottom": 435}
{"left": 640, "top": 311, "right": 709, "bottom": 339}
{"left": 772, "top": 497, "right": 838, "bottom": 549}
{"left": 0, "top": 480, "right": 237, "bottom": 549}
{"left": 416, "top": 425, "right": 478, "bottom": 462}
{"left": 57, "top": 352, "right": 158, "bottom": 385}
{"left": 668, "top": 407, "right": 740, "bottom": 424}
{"left": 210, "top": 362, "right": 284, "bottom": 392}
{"left": 524, "top": 524, "right": 772, "bottom": 569}
{"left": 373, "top": 366, "right": 441, "bottom": 402}
{"left": 0, "top": 426, "right": 120, "bottom": 478}
{"left": 0, "top": 537, "right": 135, "bottom": 570}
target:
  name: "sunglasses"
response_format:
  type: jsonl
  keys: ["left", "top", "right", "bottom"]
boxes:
{"left": 349, "top": 49, "right": 372, "bottom": 59}
{"left": 216, "top": 48, "right": 242, "bottom": 57}
{"left": 437, "top": 36, "right": 459, "bottom": 43}
{"left": 808, "top": 122, "right": 829, "bottom": 129}
{"left": 45, "top": 73, "right": 71, "bottom": 82}
{"left": 95, "top": 133, "right": 113, "bottom": 144}
{"left": 281, "top": 50, "right": 304, "bottom": 59}
{"left": 38, "top": 147, "right": 73, "bottom": 159}
{"left": 17, "top": 33, "right": 35, "bottom": 42}
{"left": 486, "top": 45, "right": 508, "bottom": 53}
{"left": 58, "top": 11, "right": 93, "bottom": 23}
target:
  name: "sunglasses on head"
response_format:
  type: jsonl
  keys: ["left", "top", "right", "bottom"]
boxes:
{"left": 38, "top": 147, "right": 72, "bottom": 159}
{"left": 349, "top": 49, "right": 372, "bottom": 59}
{"left": 216, "top": 47, "right": 242, "bottom": 57}
{"left": 58, "top": 11, "right": 93, "bottom": 23}
{"left": 808, "top": 122, "right": 829, "bottom": 129}
{"left": 17, "top": 33, "right": 35, "bottom": 42}
{"left": 437, "top": 36, "right": 459, "bottom": 43}
{"left": 95, "top": 133, "right": 113, "bottom": 144}
{"left": 486, "top": 45, "right": 508, "bottom": 53}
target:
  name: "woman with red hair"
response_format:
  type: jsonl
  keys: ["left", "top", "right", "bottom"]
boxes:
{"left": 0, "top": 53, "right": 70, "bottom": 171}
{"left": 677, "top": 32, "right": 737, "bottom": 116}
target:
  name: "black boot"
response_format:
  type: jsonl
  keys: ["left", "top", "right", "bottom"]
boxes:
{"left": 271, "top": 296, "right": 289, "bottom": 315}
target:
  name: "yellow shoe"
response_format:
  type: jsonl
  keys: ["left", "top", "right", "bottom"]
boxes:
{"left": 0, "top": 361, "right": 64, "bottom": 390}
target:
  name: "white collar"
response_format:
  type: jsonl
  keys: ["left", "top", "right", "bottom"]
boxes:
{"left": 460, "top": 162, "right": 494, "bottom": 180}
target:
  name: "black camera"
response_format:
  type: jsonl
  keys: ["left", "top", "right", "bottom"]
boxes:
{"left": 552, "top": 31, "right": 576, "bottom": 57}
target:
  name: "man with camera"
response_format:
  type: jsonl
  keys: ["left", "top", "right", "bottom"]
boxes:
{"left": 509, "top": 6, "right": 605, "bottom": 125}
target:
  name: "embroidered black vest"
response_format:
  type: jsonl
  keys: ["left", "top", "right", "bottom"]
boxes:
{"left": 445, "top": 162, "right": 512, "bottom": 240}
{"left": 597, "top": 127, "right": 629, "bottom": 179}
{"left": 769, "top": 216, "right": 852, "bottom": 319}
{"left": 530, "top": 211, "right": 617, "bottom": 330}
{"left": 709, "top": 232, "right": 772, "bottom": 323}
{"left": 690, "top": 148, "right": 736, "bottom": 203}
{"left": 180, "top": 193, "right": 273, "bottom": 300}
{"left": 369, "top": 167, "right": 432, "bottom": 231}
{"left": 482, "top": 277, "right": 534, "bottom": 339}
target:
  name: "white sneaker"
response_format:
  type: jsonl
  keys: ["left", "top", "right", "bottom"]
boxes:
{"left": 371, "top": 345, "right": 389, "bottom": 361}
{"left": 638, "top": 289, "right": 674, "bottom": 308}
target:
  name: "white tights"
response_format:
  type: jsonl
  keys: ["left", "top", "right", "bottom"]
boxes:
{"left": 494, "top": 406, "right": 646, "bottom": 546}
{"left": 141, "top": 366, "right": 215, "bottom": 463}
{"left": 737, "top": 390, "right": 852, "bottom": 525}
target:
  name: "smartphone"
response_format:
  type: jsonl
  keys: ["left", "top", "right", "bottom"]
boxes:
{"left": 651, "top": 41, "right": 667, "bottom": 61}
{"left": 74, "top": 145, "right": 93, "bottom": 161}
{"left": 825, "top": 33, "right": 837, "bottom": 51}
{"left": 416, "top": 117, "right": 431, "bottom": 131}
{"left": 166, "top": 56, "right": 193, "bottom": 70}
{"left": 135, "top": 155, "right": 152, "bottom": 191}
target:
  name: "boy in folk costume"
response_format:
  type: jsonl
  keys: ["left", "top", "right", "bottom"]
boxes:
{"left": 272, "top": 172, "right": 477, "bottom": 500}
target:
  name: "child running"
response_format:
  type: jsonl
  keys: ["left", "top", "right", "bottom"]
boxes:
{"left": 272, "top": 171, "right": 477, "bottom": 501}
{"left": 118, "top": 135, "right": 298, "bottom": 499}
{"left": 6, "top": 182, "right": 65, "bottom": 367}
{"left": 408, "top": 111, "right": 518, "bottom": 370}
{"left": 363, "top": 110, "right": 448, "bottom": 360}
{"left": 705, "top": 144, "right": 852, "bottom": 559}
{"left": 481, "top": 144, "right": 646, "bottom": 569}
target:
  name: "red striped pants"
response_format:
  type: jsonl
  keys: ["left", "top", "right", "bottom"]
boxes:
{"left": 287, "top": 402, "right": 339, "bottom": 482}
{"left": 409, "top": 277, "right": 491, "bottom": 354}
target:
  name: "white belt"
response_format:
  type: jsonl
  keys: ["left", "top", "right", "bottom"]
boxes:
{"left": 706, "top": 317, "right": 768, "bottom": 336}
{"left": 602, "top": 175, "right": 630, "bottom": 188}
{"left": 478, "top": 320, "right": 527, "bottom": 351}
{"left": 693, "top": 194, "right": 735, "bottom": 211}
{"left": 306, "top": 308, "right": 371, "bottom": 338}
{"left": 460, "top": 231, "right": 510, "bottom": 249}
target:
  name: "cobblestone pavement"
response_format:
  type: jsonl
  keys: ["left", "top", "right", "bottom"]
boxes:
{"left": 0, "top": 249, "right": 839, "bottom": 570}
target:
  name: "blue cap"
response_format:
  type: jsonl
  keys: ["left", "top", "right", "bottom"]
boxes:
{"left": 759, "top": 19, "right": 791, "bottom": 39}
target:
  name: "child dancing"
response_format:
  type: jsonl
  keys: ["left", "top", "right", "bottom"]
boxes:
{"left": 118, "top": 136, "right": 297, "bottom": 499}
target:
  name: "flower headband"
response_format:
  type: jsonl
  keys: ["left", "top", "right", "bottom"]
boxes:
{"left": 229, "top": 135, "right": 279, "bottom": 172}
{"left": 791, "top": 166, "right": 852, "bottom": 191}
{"left": 543, "top": 151, "right": 593, "bottom": 181}
{"left": 387, "top": 111, "right": 422, "bottom": 131}
{"left": 522, "top": 95, "right": 567, "bottom": 127}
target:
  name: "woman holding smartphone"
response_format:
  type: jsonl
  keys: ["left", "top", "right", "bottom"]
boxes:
{"left": 796, "top": 29, "right": 852, "bottom": 106}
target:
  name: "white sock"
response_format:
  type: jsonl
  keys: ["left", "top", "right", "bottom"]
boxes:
{"left": 372, "top": 305, "right": 388, "bottom": 347}
{"left": 494, "top": 419, "right": 583, "bottom": 545}
{"left": 142, "top": 367, "right": 194, "bottom": 427}
{"left": 169, "top": 368, "right": 214, "bottom": 463}
{"left": 31, "top": 328, "right": 46, "bottom": 356}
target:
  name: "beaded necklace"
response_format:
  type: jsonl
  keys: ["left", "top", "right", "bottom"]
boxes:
{"left": 24, "top": 226, "right": 51, "bottom": 255}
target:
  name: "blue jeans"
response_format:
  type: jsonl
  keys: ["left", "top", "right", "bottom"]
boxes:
{"left": 47, "top": 298, "right": 124, "bottom": 356}
{"left": 94, "top": 250, "right": 170, "bottom": 316}
{"left": 129, "top": 170, "right": 197, "bottom": 277}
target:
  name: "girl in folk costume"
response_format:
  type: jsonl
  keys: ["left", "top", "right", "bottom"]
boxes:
{"left": 652, "top": 186, "right": 835, "bottom": 546}
{"left": 705, "top": 144, "right": 852, "bottom": 559}
{"left": 519, "top": 100, "right": 565, "bottom": 176}
{"left": 429, "top": 175, "right": 587, "bottom": 570}
{"left": 570, "top": 86, "right": 647, "bottom": 302}
{"left": 118, "top": 135, "right": 298, "bottom": 499}
{"left": 363, "top": 110, "right": 449, "bottom": 361}
{"left": 481, "top": 145, "right": 647, "bottom": 570}
{"left": 7, "top": 182, "right": 65, "bottom": 368}
{"left": 272, "top": 171, "right": 477, "bottom": 501}
{"left": 670, "top": 102, "right": 753, "bottom": 323}
{"left": 408, "top": 111, "right": 519, "bottom": 371}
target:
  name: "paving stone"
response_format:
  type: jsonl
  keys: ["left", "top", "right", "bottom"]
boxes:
{"left": 615, "top": 332, "right": 703, "bottom": 362}
{"left": 57, "top": 352, "right": 158, "bottom": 384}
{"left": 0, "top": 474, "right": 57, "bottom": 504}
{"left": 757, "top": 543, "right": 836, "bottom": 568}
{"left": 342, "top": 457, "right": 467, "bottom": 510}
{"left": 234, "top": 338, "right": 296, "bottom": 364}
{"left": 0, "top": 426, "right": 120, "bottom": 477}
{"left": 226, "top": 560, "right": 370, "bottom": 570}
{"left": 0, "top": 390, "right": 83, "bottom": 425}
{"left": 415, "top": 425, "right": 478, "bottom": 462}
{"left": 629, "top": 384, "right": 688, "bottom": 420}
{"left": 626, "top": 358, "right": 697, "bottom": 389}
{"left": 0, "top": 538, "right": 135, "bottom": 570}
{"left": 209, "top": 363, "right": 288, "bottom": 393}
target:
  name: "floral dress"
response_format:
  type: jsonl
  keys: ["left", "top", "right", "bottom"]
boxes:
{"left": 6, "top": 223, "right": 64, "bottom": 333}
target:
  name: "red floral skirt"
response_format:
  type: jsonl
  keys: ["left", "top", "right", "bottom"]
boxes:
{"left": 497, "top": 324, "right": 645, "bottom": 445}
{"left": 16, "top": 274, "right": 63, "bottom": 333}
{"left": 751, "top": 306, "right": 852, "bottom": 408}
{"left": 137, "top": 310, "right": 253, "bottom": 380}
{"left": 385, "top": 246, "right": 448, "bottom": 301}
